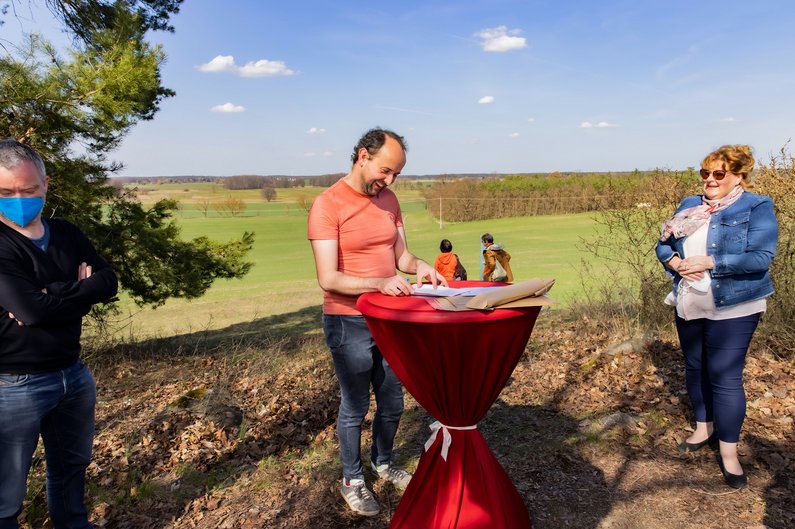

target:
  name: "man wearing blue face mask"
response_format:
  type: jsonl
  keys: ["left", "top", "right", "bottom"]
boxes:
{"left": 0, "top": 139, "right": 118, "bottom": 529}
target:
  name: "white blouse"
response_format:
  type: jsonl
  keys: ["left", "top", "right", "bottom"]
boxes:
{"left": 665, "top": 222, "right": 766, "bottom": 320}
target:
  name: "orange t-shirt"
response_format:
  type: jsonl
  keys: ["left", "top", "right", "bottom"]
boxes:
{"left": 307, "top": 179, "right": 403, "bottom": 315}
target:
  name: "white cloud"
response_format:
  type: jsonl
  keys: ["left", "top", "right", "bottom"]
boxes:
{"left": 323, "top": 151, "right": 334, "bottom": 156}
{"left": 198, "top": 55, "right": 237, "bottom": 73}
{"left": 474, "top": 26, "right": 527, "bottom": 52}
{"left": 478, "top": 95, "right": 495, "bottom": 104}
{"left": 210, "top": 102, "right": 245, "bottom": 113}
{"left": 198, "top": 55, "right": 295, "bottom": 77}
{"left": 719, "top": 117, "right": 737, "bottom": 123}
{"left": 307, "top": 127, "right": 326, "bottom": 135}
{"left": 527, "top": 117, "right": 536, "bottom": 123}
{"left": 303, "top": 152, "right": 316, "bottom": 157}
{"left": 509, "top": 132, "right": 520, "bottom": 138}
{"left": 580, "top": 120, "right": 618, "bottom": 128}
{"left": 239, "top": 59, "right": 294, "bottom": 77}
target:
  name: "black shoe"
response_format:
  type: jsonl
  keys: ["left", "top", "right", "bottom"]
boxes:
{"left": 677, "top": 431, "right": 719, "bottom": 453}
{"left": 717, "top": 454, "right": 748, "bottom": 489}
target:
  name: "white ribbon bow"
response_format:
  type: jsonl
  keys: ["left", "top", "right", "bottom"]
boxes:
{"left": 424, "top": 421, "right": 478, "bottom": 461}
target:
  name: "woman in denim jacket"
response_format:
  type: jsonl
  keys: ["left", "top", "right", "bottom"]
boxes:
{"left": 656, "top": 145, "right": 777, "bottom": 489}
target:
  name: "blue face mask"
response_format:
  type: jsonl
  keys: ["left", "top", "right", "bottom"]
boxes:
{"left": 0, "top": 197, "right": 45, "bottom": 227}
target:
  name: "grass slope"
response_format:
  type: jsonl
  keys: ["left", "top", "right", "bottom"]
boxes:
{"left": 111, "top": 184, "right": 605, "bottom": 339}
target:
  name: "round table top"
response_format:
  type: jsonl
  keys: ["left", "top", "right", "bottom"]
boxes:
{"left": 356, "top": 280, "right": 540, "bottom": 324}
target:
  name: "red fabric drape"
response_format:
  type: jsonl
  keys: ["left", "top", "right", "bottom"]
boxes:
{"left": 357, "top": 281, "right": 539, "bottom": 529}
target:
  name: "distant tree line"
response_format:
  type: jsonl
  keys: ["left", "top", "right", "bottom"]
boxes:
{"left": 222, "top": 175, "right": 306, "bottom": 190}
{"left": 115, "top": 176, "right": 219, "bottom": 184}
{"left": 306, "top": 173, "right": 345, "bottom": 187}
{"left": 422, "top": 171, "right": 693, "bottom": 221}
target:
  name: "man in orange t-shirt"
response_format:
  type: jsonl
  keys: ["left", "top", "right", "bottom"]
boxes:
{"left": 307, "top": 128, "right": 446, "bottom": 516}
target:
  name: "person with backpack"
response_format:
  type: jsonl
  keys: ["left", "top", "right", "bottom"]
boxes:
{"left": 481, "top": 233, "right": 513, "bottom": 282}
{"left": 434, "top": 239, "right": 467, "bottom": 282}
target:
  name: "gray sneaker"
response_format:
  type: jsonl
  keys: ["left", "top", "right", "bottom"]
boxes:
{"left": 339, "top": 478, "right": 380, "bottom": 516}
{"left": 371, "top": 462, "right": 412, "bottom": 490}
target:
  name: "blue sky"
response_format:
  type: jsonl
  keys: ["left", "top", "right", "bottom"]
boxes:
{"left": 4, "top": 0, "right": 795, "bottom": 176}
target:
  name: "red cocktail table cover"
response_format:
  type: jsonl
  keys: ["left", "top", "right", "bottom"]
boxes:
{"left": 357, "top": 281, "right": 539, "bottom": 529}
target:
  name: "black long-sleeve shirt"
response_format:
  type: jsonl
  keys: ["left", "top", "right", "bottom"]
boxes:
{"left": 0, "top": 218, "right": 118, "bottom": 373}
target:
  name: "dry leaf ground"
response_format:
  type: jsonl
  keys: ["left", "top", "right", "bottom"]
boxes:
{"left": 18, "top": 306, "right": 795, "bottom": 529}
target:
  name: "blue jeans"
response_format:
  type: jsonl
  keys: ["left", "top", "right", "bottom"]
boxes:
{"left": 675, "top": 313, "right": 761, "bottom": 443}
{"left": 323, "top": 314, "right": 404, "bottom": 481}
{"left": 0, "top": 361, "right": 96, "bottom": 529}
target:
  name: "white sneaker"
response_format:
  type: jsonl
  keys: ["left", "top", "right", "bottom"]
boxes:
{"left": 339, "top": 478, "right": 380, "bottom": 516}
{"left": 371, "top": 462, "right": 412, "bottom": 490}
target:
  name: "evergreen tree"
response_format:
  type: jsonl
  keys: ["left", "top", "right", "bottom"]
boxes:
{"left": 1, "top": 2, "right": 254, "bottom": 307}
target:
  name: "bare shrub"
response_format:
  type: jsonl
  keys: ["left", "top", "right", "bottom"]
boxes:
{"left": 566, "top": 260, "right": 645, "bottom": 337}
{"left": 261, "top": 185, "right": 277, "bottom": 202}
{"left": 578, "top": 169, "right": 698, "bottom": 328}
{"left": 227, "top": 197, "right": 246, "bottom": 217}
{"left": 213, "top": 197, "right": 246, "bottom": 217}
{"left": 296, "top": 194, "right": 313, "bottom": 212}
{"left": 752, "top": 144, "right": 795, "bottom": 356}
{"left": 196, "top": 198, "right": 211, "bottom": 217}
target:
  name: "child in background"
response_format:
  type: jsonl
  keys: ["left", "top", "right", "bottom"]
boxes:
{"left": 434, "top": 239, "right": 466, "bottom": 282}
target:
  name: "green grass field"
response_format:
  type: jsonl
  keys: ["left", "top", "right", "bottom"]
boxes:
{"left": 111, "top": 183, "right": 605, "bottom": 339}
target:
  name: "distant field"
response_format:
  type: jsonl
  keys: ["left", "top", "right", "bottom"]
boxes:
{"left": 111, "top": 182, "right": 606, "bottom": 339}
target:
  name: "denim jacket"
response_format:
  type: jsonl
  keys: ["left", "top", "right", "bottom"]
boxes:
{"left": 655, "top": 191, "right": 777, "bottom": 309}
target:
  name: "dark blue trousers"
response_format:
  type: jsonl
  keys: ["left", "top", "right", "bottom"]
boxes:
{"left": 0, "top": 361, "right": 96, "bottom": 529}
{"left": 675, "top": 313, "right": 761, "bottom": 443}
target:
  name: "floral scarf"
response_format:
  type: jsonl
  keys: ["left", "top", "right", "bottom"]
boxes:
{"left": 660, "top": 185, "right": 744, "bottom": 241}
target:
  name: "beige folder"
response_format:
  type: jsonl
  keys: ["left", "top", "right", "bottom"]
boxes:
{"left": 425, "top": 278, "right": 556, "bottom": 311}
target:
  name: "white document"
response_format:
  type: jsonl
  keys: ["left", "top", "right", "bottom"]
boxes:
{"left": 411, "top": 285, "right": 463, "bottom": 297}
{"left": 411, "top": 284, "right": 502, "bottom": 297}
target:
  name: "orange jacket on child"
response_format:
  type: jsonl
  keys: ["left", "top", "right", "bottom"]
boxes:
{"left": 434, "top": 252, "right": 457, "bottom": 282}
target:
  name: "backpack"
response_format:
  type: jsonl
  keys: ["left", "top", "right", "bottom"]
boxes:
{"left": 453, "top": 254, "right": 467, "bottom": 280}
{"left": 491, "top": 258, "right": 508, "bottom": 282}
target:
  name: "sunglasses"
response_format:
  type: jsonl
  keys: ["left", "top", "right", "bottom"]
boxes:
{"left": 699, "top": 169, "right": 730, "bottom": 180}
